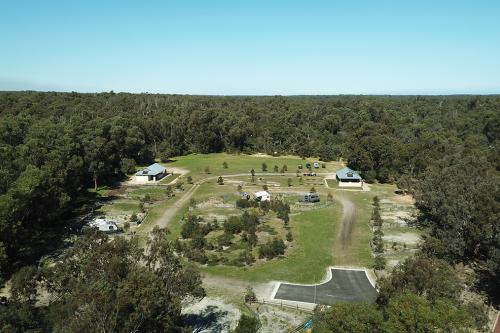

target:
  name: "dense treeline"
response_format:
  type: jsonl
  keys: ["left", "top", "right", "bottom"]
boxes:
{"left": 0, "top": 228, "right": 205, "bottom": 332}
{"left": 0, "top": 91, "right": 498, "bottom": 304}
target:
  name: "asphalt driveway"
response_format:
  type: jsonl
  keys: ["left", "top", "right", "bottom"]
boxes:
{"left": 274, "top": 268, "right": 377, "bottom": 305}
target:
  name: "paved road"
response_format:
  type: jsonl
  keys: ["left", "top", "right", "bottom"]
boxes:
{"left": 274, "top": 268, "right": 377, "bottom": 305}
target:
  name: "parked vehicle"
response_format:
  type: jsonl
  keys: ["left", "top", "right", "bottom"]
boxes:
{"left": 301, "top": 192, "right": 320, "bottom": 203}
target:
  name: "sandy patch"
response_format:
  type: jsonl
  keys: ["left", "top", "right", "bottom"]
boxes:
{"left": 181, "top": 297, "right": 240, "bottom": 333}
{"left": 393, "top": 194, "right": 415, "bottom": 204}
{"left": 383, "top": 232, "right": 420, "bottom": 245}
{"left": 255, "top": 304, "right": 308, "bottom": 333}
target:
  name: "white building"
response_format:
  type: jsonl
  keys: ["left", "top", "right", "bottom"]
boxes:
{"left": 88, "top": 218, "right": 119, "bottom": 233}
{"left": 135, "top": 163, "right": 167, "bottom": 183}
{"left": 254, "top": 190, "right": 271, "bottom": 202}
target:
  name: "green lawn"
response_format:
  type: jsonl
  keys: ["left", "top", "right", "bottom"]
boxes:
{"left": 164, "top": 153, "right": 343, "bottom": 180}
{"left": 200, "top": 204, "right": 342, "bottom": 284}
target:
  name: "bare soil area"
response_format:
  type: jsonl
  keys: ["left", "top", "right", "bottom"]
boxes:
{"left": 337, "top": 196, "right": 357, "bottom": 250}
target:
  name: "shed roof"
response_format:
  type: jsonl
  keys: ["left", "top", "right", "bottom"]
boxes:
{"left": 336, "top": 167, "right": 362, "bottom": 180}
{"left": 136, "top": 163, "right": 166, "bottom": 176}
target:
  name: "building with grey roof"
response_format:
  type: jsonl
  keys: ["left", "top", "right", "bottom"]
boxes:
{"left": 135, "top": 163, "right": 167, "bottom": 183}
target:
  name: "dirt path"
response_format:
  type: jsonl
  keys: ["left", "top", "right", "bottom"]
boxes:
{"left": 150, "top": 172, "right": 337, "bottom": 230}
{"left": 336, "top": 196, "right": 357, "bottom": 250}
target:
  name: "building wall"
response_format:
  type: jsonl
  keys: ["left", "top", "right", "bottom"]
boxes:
{"left": 135, "top": 175, "right": 151, "bottom": 183}
{"left": 338, "top": 181, "right": 363, "bottom": 188}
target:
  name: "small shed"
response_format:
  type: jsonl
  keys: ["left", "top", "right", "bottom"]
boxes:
{"left": 254, "top": 190, "right": 271, "bottom": 202}
{"left": 135, "top": 163, "right": 167, "bottom": 183}
{"left": 335, "top": 167, "right": 363, "bottom": 188}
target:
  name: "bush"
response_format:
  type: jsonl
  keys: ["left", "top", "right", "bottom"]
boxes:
{"left": 244, "top": 286, "right": 256, "bottom": 303}
{"left": 234, "top": 315, "right": 260, "bottom": 333}
{"left": 217, "top": 176, "right": 224, "bottom": 185}
{"left": 165, "top": 185, "right": 174, "bottom": 197}
{"left": 261, "top": 163, "right": 267, "bottom": 172}
{"left": 181, "top": 215, "right": 204, "bottom": 239}
{"left": 374, "top": 256, "right": 386, "bottom": 270}
{"left": 236, "top": 198, "right": 253, "bottom": 208}
{"left": 259, "top": 237, "right": 286, "bottom": 259}
{"left": 186, "top": 175, "right": 193, "bottom": 184}
{"left": 130, "top": 212, "right": 138, "bottom": 223}
{"left": 286, "top": 231, "right": 293, "bottom": 242}
{"left": 217, "top": 233, "right": 234, "bottom": 247}
{"left": 222, "top": 161, "right": 228, "bottom": 168}
{"left": 224, "top": 216, "right": 243, "bottom": 234}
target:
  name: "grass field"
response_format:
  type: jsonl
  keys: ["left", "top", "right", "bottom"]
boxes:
{"left": 98, "top": 153, "right": 418, "bottom": 285}
{"left": 200, "top": 204, "right": 342, "bottom": 284}
{"left": 164, "top": 153, "right": 342, "bottom": 180}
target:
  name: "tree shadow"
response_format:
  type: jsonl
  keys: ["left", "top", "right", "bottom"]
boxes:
{"left": 181, "top": 305, "right": 232, "bottom": 333}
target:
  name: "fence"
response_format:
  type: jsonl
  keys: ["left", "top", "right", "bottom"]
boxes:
{"left": 252, "top": 298, "right": 314, "bottom": 313}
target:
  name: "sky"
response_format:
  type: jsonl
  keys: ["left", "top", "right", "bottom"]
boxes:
{"left": 1, "top": 0, "right": 499, "bottom": 95}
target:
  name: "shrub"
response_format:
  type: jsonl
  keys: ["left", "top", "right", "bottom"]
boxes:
{"left": 236, "top": 198, "right": 253, "bottom": 208}
{"left": 273, "top": 165, "right": 279, "bottom": 172}
{"left": 222, "top": 161, "right": 228, "bottom": 168}
{"left": 234, "top": 315, "right": 260, "bottom": 333}
{"left": 130, "top": 212, "right": 138, "bottom": 223}
{"left": 217, "top": 176, "right": 224, "bottom": 185}
{"left": 224, "top": 216, "right": 243, "bottom": 234}
{"left": 217, "top": 232, "right": 234, "bottom": 247}
{"left": 287, "top": 178, "right": 293, "bottom": 186}
{"left": 258, "top": 237, "right": 286, "bottom": 259}
{"left": 165, "top": 185, "right": 173, "bottom": 197}
{"left": 286, "top": 231, "right": 293, "bottom": 242}
{"left": 261, "top": 163, "right": 267, "bottom": 172}
{"left": 181, "top": 215, "right": 203, "bottom": 239}
{"left": 204, "top": 166, "right": 210, "bottom": 174}
{"left": 374, "top": 256, "right": 386, "bottom": 270}
{"left": 186, "top": 175, "right": 193, "bottom": 184}
{"left": 244, "top": 286, "right": 257, "bottom": 303}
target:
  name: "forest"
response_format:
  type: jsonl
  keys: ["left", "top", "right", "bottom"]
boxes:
{"left": 0, "top": 92, "right": 498, "bottom": 331}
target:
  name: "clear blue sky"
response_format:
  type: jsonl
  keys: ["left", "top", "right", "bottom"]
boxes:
{"left": 1, "top": 0, "right": 499, "bottom": 95}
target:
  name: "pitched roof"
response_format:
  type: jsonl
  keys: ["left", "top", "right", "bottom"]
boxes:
{"left": 336, "top": 167, "right": 362, "bottom": 180}
{"left": 136, "top": 163, "right": 166, "bottom": 176}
